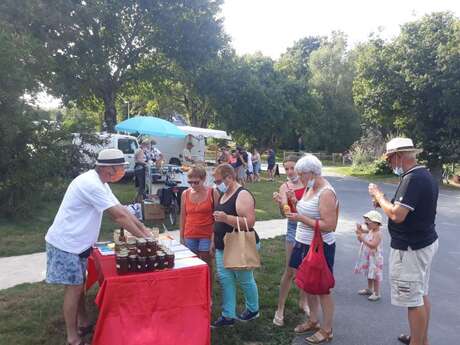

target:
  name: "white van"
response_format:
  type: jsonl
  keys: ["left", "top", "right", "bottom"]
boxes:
{"left": 73, "top": 133, "right": 139, "bottom": 175}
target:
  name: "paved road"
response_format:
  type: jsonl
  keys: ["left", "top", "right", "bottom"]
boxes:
{"left": 292, "top": 173, "right": 460, "bottom": 345}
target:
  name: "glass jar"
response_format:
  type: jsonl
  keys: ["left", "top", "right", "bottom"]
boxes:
{"left": 127, "top": 238, "right": 137, "bottom": 256}
{"left": 156, "top": 251, "right": 165, "bottom": 269}
{"left": 145, "top": 256, "right": 154, "bottom": 272}
{"left": 128, "top": 255, "right": 137, "bottom": 273}
{"left": 116, "top": 253, "right": 129, "bottom": 275}
{"left": 136, "top": 238, "right": 148, "bottom": 257}
{"left": 137, "top": 256, "right": 147, "bottom": 272}
{"left": 165, "top": 251, "right": 175, "bottom": 269}
{"left": 146, "top": 238, "right": 157, "bottom": 255}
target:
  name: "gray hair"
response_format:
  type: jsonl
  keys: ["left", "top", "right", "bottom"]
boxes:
{"left": 295, "top": 154, "right": 322, "bottom": 176}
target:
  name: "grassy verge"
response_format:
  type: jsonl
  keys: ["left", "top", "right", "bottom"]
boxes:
{"left": 324, "top": 166, "right": 398, "bottom": 183}
{"left": 0, "top": 237, "right": 302, "bottom": 345}
{"left": 0, "top": 176, "right": 284, "bottom": 257}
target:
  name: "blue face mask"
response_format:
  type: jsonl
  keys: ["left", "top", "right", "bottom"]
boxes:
{"left": 392, "top": 155, "right": 404, "bottom": 176}
{"left": 393, "top": 167, "right": 404, "bottom": 176}
{"left": 216, "top": 182, "right": 228, "bottom": 193}
{"left": 288, "top": 175, "right": 299, "bottom": 183}
{"left": 307, "top": 178, "right": 315, "bottom": 189}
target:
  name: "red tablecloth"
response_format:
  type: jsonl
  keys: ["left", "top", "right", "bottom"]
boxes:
{"left": 87, "top": 250, "right": 211, "bottom": 345}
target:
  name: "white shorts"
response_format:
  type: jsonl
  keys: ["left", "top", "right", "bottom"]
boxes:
{"left": 389, "top": 240, "right": 438, "bottom": 307}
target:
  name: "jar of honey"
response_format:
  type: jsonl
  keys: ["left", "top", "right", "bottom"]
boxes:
{"left": 127, "top": 238, "right": 137, "bottom": 256}
{"left": 116, "top": 252, "right": 129, "bottom": 275}
{"left": 156, "top": 251, "right": 165, "bottom": 269}
{"left": 136, "top": 238, "right": 148, "bottom": 257}
{"left": 146, "top": 238, "right": 157, "bottom": 255}
{"left": 165, "top": 251, "right": 175, "bottom": 269}
{"left": 128, "top": 255, "right": 137, "bottom": 273}
{"left": 137, "top": 256, "right": 146, "bottom": 272}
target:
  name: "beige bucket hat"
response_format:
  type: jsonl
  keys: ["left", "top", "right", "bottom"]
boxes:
{"left": 363, "top": 210, "right": 383, "bottom": 224}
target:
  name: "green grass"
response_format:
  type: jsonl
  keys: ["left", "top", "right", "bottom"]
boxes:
{"left": 246, "top": 179, "right": 284, "bottom": 221}
{"left": 0, "top": 177, "right": 285, "bottom": 257}
{"left": 324, "top": 166, "right": 398, "bottom": 183}
{"left": 0, "top": 182, "right": 137, "bottom": 257}
{"left": 0, "top": 237, "right": 303, "bottom": 345}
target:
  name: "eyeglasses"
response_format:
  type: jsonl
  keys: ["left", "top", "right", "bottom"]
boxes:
{"left": 188, "top": 180, "right": 201, "bottom": 185}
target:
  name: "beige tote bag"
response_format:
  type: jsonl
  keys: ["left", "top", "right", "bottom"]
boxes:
{"left": 223, "top": 217, "right": 261, "bottom": 270}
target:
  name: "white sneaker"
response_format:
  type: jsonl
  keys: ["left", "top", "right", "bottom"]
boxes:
{"left": 368, "top": 293, "right": 381, "bottom": 301}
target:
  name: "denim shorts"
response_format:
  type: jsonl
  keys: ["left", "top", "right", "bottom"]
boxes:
{"left": 286, "top": 220, "right": 297, "bottom": 244}
{"left": 289, "top": 241, "right": 335, "bottom": 273}
{"left": 185, "top": 238, "right": 211, "bottom": 252}
{"left": 46, "top": 242, "right": 88, "bottom": 285}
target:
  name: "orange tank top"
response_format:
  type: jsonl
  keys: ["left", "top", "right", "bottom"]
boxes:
{"left": 184, "top": 188, "right": 214, "bottom": 239}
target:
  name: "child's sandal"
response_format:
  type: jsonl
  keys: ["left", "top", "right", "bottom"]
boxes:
{"left": 357, "top": 288, "right": 372, "bottom": 295}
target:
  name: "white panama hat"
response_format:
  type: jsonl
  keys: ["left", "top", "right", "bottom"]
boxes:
{"left": 384, "top": 137, "right": 423, "bottom": 159}
{"left": 363, "top": 210, "right": 383, "bottom": 224}
{"left": 95, "top": 149, "right": 129, "bottom": 166}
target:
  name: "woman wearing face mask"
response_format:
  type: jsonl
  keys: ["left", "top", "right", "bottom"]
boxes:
{"left": 285, "top": 154, "right": 339, "bottom": 344}
{"left": 272, "top": 156, "right": 308, "bottom": 327}
{"left": 210, "top": 164, "right": 260, "bottom": 328}
{"left": 179, "top": 166, "right": 219, "bottom": 266}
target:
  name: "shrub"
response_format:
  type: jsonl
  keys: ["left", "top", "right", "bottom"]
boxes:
{"left": 0, "top": 106, "right": 100, "bottom": 218}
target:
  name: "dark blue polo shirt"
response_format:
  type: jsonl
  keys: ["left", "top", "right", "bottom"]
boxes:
{"left": 388, "top": 166, "right": 438, "bottom": 250}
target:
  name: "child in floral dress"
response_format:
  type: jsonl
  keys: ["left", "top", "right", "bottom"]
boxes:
{"left": 354, "top": 210, "right": 384, "bottom": 301}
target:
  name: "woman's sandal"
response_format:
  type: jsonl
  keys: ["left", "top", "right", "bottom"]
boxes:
{"left": 294, "top": 320, "right": 319, "bottom": 334}
{"left": 305, "top": 329, "right": 333, "bottom": 344}
{"left": 397, "top": 334, "right": 411, "bottom": 345}
{"left": 272, "top": 311, "right": 284, "bottom": 327}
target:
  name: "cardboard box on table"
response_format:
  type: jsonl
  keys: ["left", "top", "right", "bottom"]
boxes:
{"left": 143, "top": 202, "right": 165, "bottom": 220}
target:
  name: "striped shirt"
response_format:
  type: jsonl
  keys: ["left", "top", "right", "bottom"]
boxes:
{"left": 295, "top": 185, "right": 337, "bottom": 245}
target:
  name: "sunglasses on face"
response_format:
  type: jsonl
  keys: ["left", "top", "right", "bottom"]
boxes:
{"left": 188, "top": 180, "right": 201, "bottom": 185}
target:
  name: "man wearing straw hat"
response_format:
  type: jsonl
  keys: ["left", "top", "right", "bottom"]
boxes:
{"left": 45, "top": 149, "right": 151, "bottom": 345}
{"left": 368, "top": 138, "right": 439, "bottom": 345}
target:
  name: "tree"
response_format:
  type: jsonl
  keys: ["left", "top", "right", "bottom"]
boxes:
{"left": 1, "top": 0, "right": 227, "bottom": 131}
{"left": 205, "top": 52, "right": 314, "bottom": 148}
{"left": 353, "top": 12, "right": 460, "bottom": 178}
{"left": 306, "top": 32, "right": 361, "bottom": 152}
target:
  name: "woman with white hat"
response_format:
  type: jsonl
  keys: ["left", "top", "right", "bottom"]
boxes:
{"left": 353, "top": 210, "right": 384, "bottom": 301}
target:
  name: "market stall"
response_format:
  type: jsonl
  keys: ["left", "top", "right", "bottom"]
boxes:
{"left": 86, "top": 237, "right": 211, "bottom": 345}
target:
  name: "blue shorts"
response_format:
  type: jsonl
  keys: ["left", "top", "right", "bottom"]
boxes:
{"left": 46, "top": 242, "right": 88, "bottom": 285}
{"left": 289, "top": 241, "right": 335, "bottom": 273}
{"left": 185, "top": 238, "right": 211, "bottom": 253}
{"left": 286, "top": 220, "right": 297, "bottom": 244}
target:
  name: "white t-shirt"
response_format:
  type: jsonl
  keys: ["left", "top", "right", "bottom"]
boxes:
{"left": 45, "top": 170, "right": 120, "bottom": 254}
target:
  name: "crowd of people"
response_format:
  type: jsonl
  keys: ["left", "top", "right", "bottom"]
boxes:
{"left": 216, "top": 146, "right": 278, "bottom": 185}
{"left": 44, "top": 136, "right": 438, "bottom": 345}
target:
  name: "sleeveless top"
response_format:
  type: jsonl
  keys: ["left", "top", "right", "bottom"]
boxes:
{"left": 183, "top": 188, "right": 214, "bottom": 239}
{"left": 295, "top": 185, "right": 337, "bottom": 245}
{"left": 213, "top": 187, "right": 259, "bottom": 250}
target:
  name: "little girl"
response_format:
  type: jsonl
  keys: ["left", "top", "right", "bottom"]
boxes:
{"left": 353, "top": 210, "right": 384, "bottom": 301}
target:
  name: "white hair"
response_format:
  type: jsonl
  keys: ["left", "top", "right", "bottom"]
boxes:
{"left": 295, "top": 154, "right": 322, "bottom": 176}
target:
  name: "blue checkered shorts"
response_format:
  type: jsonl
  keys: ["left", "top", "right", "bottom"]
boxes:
{"left": 46, "top": 242, "right": 88, "bottom": 285}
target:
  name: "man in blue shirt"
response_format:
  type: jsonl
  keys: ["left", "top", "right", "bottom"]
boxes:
{"left": 368, "top": 138, "right": 439, "bottom": 345}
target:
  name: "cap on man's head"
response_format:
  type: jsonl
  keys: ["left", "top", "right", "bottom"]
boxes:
{"left": 96, "top": 149, "right": 128, "bottom": 166}
{"left": 384, "top": 137, "right": 422, "bottom": 159}
{"left": 363, "top": 210, "right": 383, "bottom": 224}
